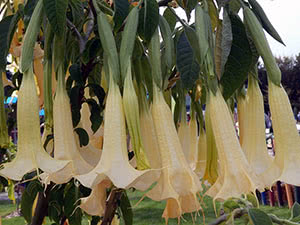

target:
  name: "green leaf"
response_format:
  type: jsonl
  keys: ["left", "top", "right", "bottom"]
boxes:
{"left": 185, "top": 0, "right": 198, "bottom": 21}
{"left": 248, "top": 208, "right": 272, "bottom": 225}
{"left": 86, "top": 83, "right": 106, "bottom": 106}
{"left": 290, "top": 202, "right": 300, "bottom": 219}
{"left": 176, "top": 31, "right": 200, "bottom": 90}
{"left": 23, "top": 0, "right": 38, "bottom": 28}
{"left": 43, "top": 0, "right": 69, "bottom": 37}
{"left": 220, "top": 14, "right": 253, "bottom": 100}
{"left": 248, "top": 0, "right": 285, "bottom": 45}
{"left": 120, "top": 191, "right": 133, "bottom": 225}
{"left": 82, "top": 38, "right": 102, "bottom": 64}
{"left": 207, "top": 0, "right": 218, "bottom": 31}
{"left": 43, "top": 133, "right": 54, "bottom": 150}
{"left": 64, "top": 183, "right": 82, "bottom": 225}
{"left": 119, "top": 6, "right": 139, "bottom": 81}
{"left": 74, "top": 127, "right": 89, "bottom": 147}
{"left": 86, "top": 99, "right": 102, "bottom": 134}
{"left": 163, "top": 8, "right": 177, "bottom": 32}
{"left": 96, "top": 11, "right": 120, "bottom": 84}
{"left": 159, "top": 15, "right": 175, "bottom": 70}
{"left": 229, "top": 0, "right": 241, "bottom": 14}
{"left": 69, "top": 64, "right": 84, "bottom": 85}
{"left": 7, "top": 180, "right": 15, "bottom": 204}
{"left": 21, "top": 180, "right": 43, "bottom": 223}
{"left": 246, "top": 193, "right": 258, "bottom": 208}
{"left": 70, "top": 85, "right": 83, "bottom": 127}
{"left": 69, "top": 0, "right": 84, "bottom": 26}
{"left": 220, "top": 9, "right": 233, "bottom": 77}
{"left": 184, "top": 25, "right": 202, "bottom": 68}
{"left": 0, "top": 15, "right": 13, "bottom": 71}
{"left": 138, "top": 0, "right": 159, "bottom": 43}
{"left": 223, "top": 198, "right": 240, "bottom": 213}
{"left": 113, "top": 0, "right": 129, "bottom": 32}
{"left": 48, "top": 201, "right": 62, "bottom": 224}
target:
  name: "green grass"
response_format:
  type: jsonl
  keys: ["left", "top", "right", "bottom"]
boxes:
{"left": 1, "top": 191, "right": 292, "bottom": 225}
{"left": 0, "top": 199, "right": 17, "bottom": 217}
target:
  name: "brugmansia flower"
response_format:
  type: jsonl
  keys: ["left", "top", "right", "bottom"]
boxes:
{"left": 139, "top": 88, "right": 161, "bottom": 169}
{"left": 237, "top": 95, "right": 247, "bottom": 146}
{"left": 0, "top": 66, "right": 70, "bottom": 181}
{"left": 242, "top": 76, "right": 274, "bottom": 188}
{"left": 205, "top": 88, "right": 261, "bottom": 201}
{"left": 122, "top": 64, "right": 150, "bottom": 170}
{"left": 203, "top": 103, "right": 218, "bottom": 184}
{"left": 80, "top": 179, "right": 111, "bottom": 216}
{"left": 268, "top": 80, "right": 300, "bottom": 185}
{"left": 177, "top": 108, "right": 191, "bottom": 162}
{"left": 187, "top": 112, "right": 198, "bottom": 170}
{"left": 0, "top": 72, "right": 10, "bottom": 149}
{"left": 195, "top": 128, "right": 207, "bottom": 177}
{"left": 33, "top": 50, "right": 44, "bottom": 108}
{"left": 76, "top": 76, "right": 158, "bottom": 190}
{"left": 45, "top": 66, "right": 93, "bottom": 184}
{"left": 146, "top": 84, "right": 201, "bottom": 222}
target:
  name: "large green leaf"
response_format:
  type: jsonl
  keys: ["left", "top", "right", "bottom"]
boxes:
{"left": 23, "top": 0, "right": 38, "bottom": 27}
{"left": 21, "top": 180, "right": 43, "bottom": 224}
{"left": 74, "top": 127, "right": 89, "bottom": 147}
{"left": 163, "top": 8, "right": 177, "bottom": 32}
{"left": 248, "top": 0, "right": 285, "bottom": 45}
{"left": 120, "top": 191, "right": 133, "bottom": 225}
{"left": 220, "top": 9, "right": 232, "bottom": 78}
{"left": 176, "top": 31, "right": 200, "bottom": 90}
{"left": 229, "top": 0, "right": 241, "bottom": 14}
{"left": 220, "top": 14, "right": 253, "bottom": 100}
{"left": 248, "top": 208, "right": 273, "bottom": 225}
{"left": 69, "top": 0, "right": 84, "bottom": 26}
{"left": 0, "top": 15, "right": 13, "bottom": 71}
{"left": 86, "top": 98, "right": 103, "bottom": 134}
{"left": 43, "top": 0, "right": 69, "bottom": 37}
{"left": 64, "top": 182, "right": 82, "bottom": 225}
{"left": 207, "top": 0, "right": 218, "bottom": 31}
{"left": 113, "top": 0, "right": 129, "bottom": 32}
{"left": 137, "top": 0, "right": 159, "bottom": 43}
{"left": 290, "top": 202, "right": 300, "bottom": 220}
{"left": 159, "top": 15, "right": 175, "bottom": 70}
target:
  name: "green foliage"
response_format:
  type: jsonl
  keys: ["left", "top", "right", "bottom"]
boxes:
{"left": 0, "top": 16, "right": 13, "bottom": 71}
{"left": 113, "top": 0, "right": 129, "bottom": 32}
{"left": 21, "top": 180, "right": 43, "bottom": 223}
{"left": 120, "top": 191, "right": 133, "bottom": 225}
{"left": 220, "top": 14, "right": 254, "bottom": 100}
{"left": 43, "top": 0, "right": 69, "bottom": 37}
{"left": 176, "top": 30, "right": 200, "bottom": 90}
{"left": 248, "top": 208, "right": 273, "bottom": 225}
{"left": 75, "top": 127, "right": 89, "bottom": 147}
{"left": 137, "top": 0, "right": 159, "bottom": 43}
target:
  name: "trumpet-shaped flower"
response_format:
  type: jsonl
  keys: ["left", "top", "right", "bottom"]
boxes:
{"left": 268, "top": 80, "right": 300, "bottom": 185}
{"left": 146, "top": 84, "right": 201, "bottom": 222}
{"left": 242, "top": 76, "right": 275, "bottom": 188}
{"left": 205, "top": 88, "right": 262, "bottom": 201}
{"left": 45, "top": 66, "right": 93, "bottom": 184}
{"left": 76, "top": 77, "right": 158, "bottom": 190}
{"left": 0, "top": 67, "right": 70, "bottom": 181}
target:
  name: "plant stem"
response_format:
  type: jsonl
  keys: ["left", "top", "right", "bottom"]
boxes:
{"left": 30, "top": 183, "right": 54, "bottom": 225}
{"left": 101, "top": 188, "right": 123, "bottom": 225}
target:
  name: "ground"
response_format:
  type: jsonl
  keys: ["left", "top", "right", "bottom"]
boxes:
{"left": 0, "top": 190, "right": 291, "bottom": 225}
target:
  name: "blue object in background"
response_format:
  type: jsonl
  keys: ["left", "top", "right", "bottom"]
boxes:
{"left": 4, "top": 97, "right": 17, "bottom": 104}
{"left": 4, "top": 97, "right": 45, "bottom": 116}
{"left": 261, "top": 191, "right": 268, "bottom": 205}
